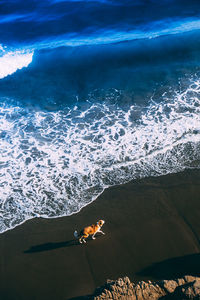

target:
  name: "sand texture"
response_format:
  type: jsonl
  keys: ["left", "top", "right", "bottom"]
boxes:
{"left": 0, "top": 169, "right": 200, "bottom": 299}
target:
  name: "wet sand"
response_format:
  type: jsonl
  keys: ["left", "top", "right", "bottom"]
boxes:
{"left": 0, "top": 169, "right": 200, "bottom": 299}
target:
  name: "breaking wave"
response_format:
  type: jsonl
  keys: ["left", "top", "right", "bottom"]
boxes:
{"left": 0, "top": 45, "right": 33, "bottom": 79}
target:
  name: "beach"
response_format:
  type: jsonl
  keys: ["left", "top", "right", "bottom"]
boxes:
{"left": 0, "top": 169, "right": 199, "bottom": 299}
{"left": 1, "top": 1, "right": 200, "bottom": 299}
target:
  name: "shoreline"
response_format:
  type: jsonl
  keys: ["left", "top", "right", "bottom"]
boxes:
{"left": 0, "top": 169, "right": 200, "bottom": 299}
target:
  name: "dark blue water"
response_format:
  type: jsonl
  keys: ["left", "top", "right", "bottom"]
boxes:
{"left": 0, "top": 0, "right": 200, "bottom": 233}
{"left": 0, "top": 0, "right": 200, "bottom": 108}
{"left": 0, "top": 0, "right": 200, "bottom": 48}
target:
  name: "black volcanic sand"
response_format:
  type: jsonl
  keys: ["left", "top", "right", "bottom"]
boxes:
{"left": 1, "top": 169, "right": 200, "bottom": 299}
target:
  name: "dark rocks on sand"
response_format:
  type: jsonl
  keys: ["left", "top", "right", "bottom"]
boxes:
{"left": 92, "top": 275, "right": 200, "bottom": 299}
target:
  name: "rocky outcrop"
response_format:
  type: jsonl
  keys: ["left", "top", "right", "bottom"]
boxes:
{"left": 93, "top": 276, "right": 200, "bottom": 299}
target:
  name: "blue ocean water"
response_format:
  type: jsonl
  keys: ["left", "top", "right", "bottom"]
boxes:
{"left": 0, "top": 0, "right": 200, "bottom": 233}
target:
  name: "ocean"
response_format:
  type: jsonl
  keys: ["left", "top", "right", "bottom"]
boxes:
{"left": 0, "top": 0, "right": 200, "bottom": 233}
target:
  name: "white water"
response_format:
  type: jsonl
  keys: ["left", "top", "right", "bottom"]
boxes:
{"left": 0, "top": 79, "right": 200, "bottom": 233}
{"left": 0, "top": 45, "right": 33, "bottom": 79}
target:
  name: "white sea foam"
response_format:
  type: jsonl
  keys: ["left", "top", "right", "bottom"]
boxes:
{"left": 0, "top": 79, "right": 200, "bottom": 233}
{"left": 0, "top": 46, "right": 33, "bottom": 79}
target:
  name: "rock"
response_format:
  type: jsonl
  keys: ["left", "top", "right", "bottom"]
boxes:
{"left": 93, "top": 276, "right": 200, "bottom": 300}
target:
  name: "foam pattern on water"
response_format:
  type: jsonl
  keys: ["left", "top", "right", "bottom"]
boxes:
{"left": 0, "top": 45, "right": 33, "bottom": 79}
{"left": 0, "top": 79, "right": 200, "bottom": 233}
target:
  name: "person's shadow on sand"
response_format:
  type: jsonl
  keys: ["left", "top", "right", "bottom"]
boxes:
{"left": 24, "top": 239, "right": 79, "bottom": 253}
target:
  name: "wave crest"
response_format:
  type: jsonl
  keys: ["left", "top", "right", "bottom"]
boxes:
{"left": 0, "top": 46, "right": 33, "bottom": 79}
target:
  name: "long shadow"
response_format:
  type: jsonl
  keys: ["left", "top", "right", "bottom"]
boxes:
{"left": 137, "top": 253, "right": 200, "bottom": 280}
{"left": 24, "top": 239, "right": 79, "bottom": 253}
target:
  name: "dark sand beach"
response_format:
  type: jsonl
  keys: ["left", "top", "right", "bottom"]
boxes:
{"left": 0, "top": 169, "right": 200, "bottom": 299}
